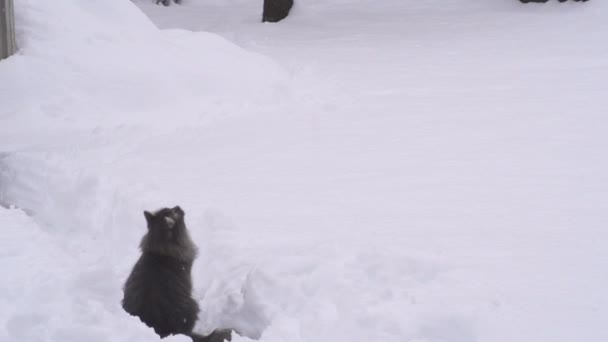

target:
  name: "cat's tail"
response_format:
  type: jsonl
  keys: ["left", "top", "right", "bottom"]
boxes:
{"left": 190, "top": 329, "right": 233, "bottom": 342}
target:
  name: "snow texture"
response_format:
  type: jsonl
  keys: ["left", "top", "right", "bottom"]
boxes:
{"left": 1, "top": 0, "right": 608, "bottom": 341}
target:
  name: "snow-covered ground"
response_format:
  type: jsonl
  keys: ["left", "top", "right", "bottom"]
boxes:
{"left": 1, "top": 0, "right": 607, "bottom": 341}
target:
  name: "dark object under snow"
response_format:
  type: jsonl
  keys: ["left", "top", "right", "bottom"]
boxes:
{"left": 519, "top": 0, "right": 588, "bottom": 3}
{"left": 263, "top": 0, "right": 294, "bottom": 23}
{"left": 157, "top": 0, "right": 181, "bottom": 6}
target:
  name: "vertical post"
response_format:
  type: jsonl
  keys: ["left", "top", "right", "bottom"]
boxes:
{"left": 1, "top": 0, "right": 16, "bottom": 60}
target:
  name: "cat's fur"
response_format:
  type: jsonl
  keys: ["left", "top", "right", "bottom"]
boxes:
{"left": 122, "top": 206, "right": 231, "bottom": 342}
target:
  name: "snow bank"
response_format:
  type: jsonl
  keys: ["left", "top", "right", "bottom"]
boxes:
{"left": 1, "top": 0, "right": 286, "bottom": 133}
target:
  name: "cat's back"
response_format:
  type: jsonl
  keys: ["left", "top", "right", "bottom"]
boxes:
{"left": 122, "top": 252, "right": 198, "bottom": 337}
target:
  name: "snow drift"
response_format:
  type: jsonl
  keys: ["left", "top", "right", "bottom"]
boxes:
{"left": 0, "top": 0, "right": 286, "bottom": 133}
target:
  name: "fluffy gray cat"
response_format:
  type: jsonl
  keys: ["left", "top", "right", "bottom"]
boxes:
{"left": 122, "top": 206, "right": 231, "bottom": 342}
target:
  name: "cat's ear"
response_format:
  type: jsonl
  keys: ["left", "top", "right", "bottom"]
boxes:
{"left": 144, "top": 211, "right": 154, "bottom": 224}
{"left": 172, "top": 206, "right": 184, "bottom": 217}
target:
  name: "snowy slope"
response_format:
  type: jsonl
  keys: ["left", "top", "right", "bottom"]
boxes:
{"left": 2, "top": 0, "right": 608, "bottom": 342}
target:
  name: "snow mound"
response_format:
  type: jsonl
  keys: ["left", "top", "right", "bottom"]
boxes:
{"left": 1, "top": 0, "right": 286, "bottom": 132}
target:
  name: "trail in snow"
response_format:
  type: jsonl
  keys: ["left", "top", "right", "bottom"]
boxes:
{"left": 1, "top": 0, "right": 608, "bottom": 341}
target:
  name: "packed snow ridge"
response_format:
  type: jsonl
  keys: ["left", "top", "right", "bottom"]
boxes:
{"left": 1, "top": 0, "right": 608, "bottom": 342}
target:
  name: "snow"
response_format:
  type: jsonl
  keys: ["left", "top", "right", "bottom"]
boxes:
{"left": 1, "top": 0, "right": 608, "bottom": 341}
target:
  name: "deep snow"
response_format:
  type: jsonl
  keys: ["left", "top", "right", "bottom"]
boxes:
{"left": 1, "top": 0, "right": 608, "bottom": 341}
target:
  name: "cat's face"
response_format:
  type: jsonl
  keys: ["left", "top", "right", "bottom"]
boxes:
{"left": 144, "top": 206, "right": 185, "bottom": 240}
